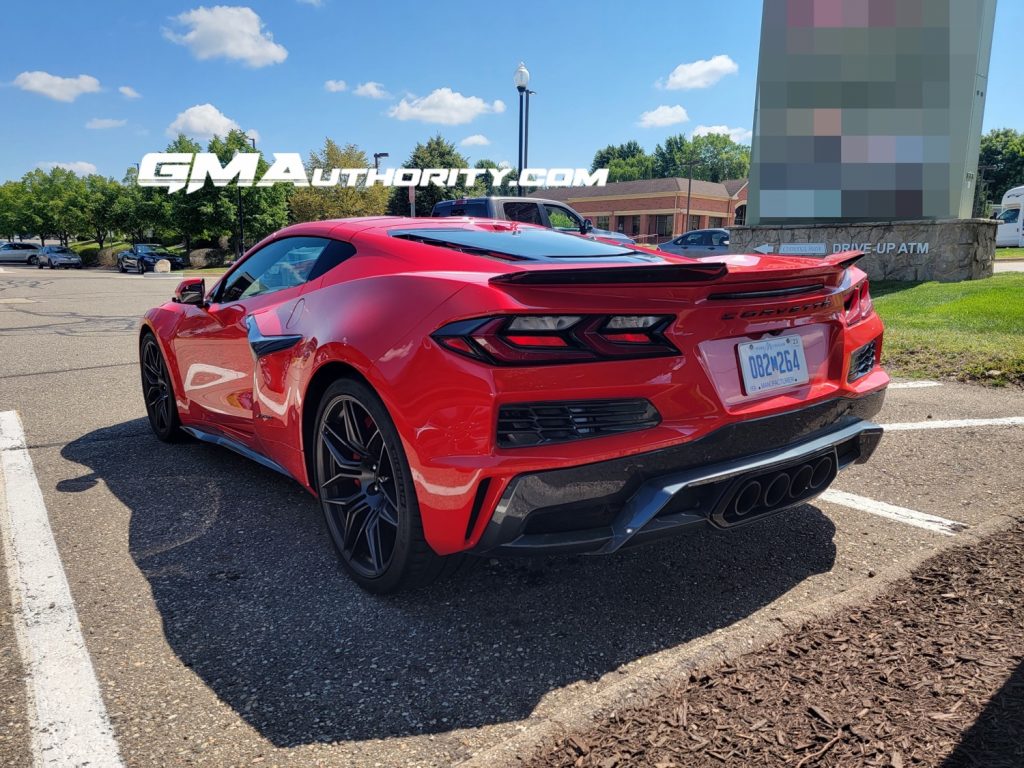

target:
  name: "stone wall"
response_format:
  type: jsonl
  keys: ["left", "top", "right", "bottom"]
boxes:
{"left": 728, "top": 218, "right": 997, "bottom": 282}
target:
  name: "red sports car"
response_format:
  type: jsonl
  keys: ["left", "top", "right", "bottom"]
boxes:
{"left": 139, "top": 217, "right": 887, "bottom": 592}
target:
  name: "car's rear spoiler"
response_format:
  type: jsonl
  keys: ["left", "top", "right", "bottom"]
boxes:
{"left": 823, "top": 250, "right": 866, "bottom": 269}
{"left": 489, "top": 262, "right": 728, "bottom": 286}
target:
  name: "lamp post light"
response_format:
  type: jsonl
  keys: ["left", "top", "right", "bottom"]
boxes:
{"left": 237, "top": 135, "right": 257, "bottom": 260}
{"left": 513, "top": 62, "right": 533, "bottom": 196}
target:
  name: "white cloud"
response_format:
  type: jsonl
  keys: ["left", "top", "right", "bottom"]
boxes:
{"left": 659, "top": 54, "right": 738, "bottom": 90}
{"left": 324, "top": 79, "right": 347, "bottom": 92}
{"left": 38, "top": 161, "right": 98, "bottom": 175}
{"left": 354, "top": 81, "right": 390, "bottom": 99}
{"left": 693, "top": 124, "right": 753, "bottom": 144}
{"left": 460, "top": 134, "right": 490, "bottom": 147}
{"left": 167, "top": 103, "right": 240, "bottom": 139}
{"left": 86, "top": 118, "right": 127, "bottom": 129}
{"left": 638, "top": 105, "right": 690, "bottom": 128}
{"left": 245, "top": 128, "right": 260, "bottom": 144}
{"left": 119, "top": 85, "right": 141, "bottom": 99}
{"left": 388, "top": 88, "right": 505, "bottom": 125}
{"left": 165, "top": 6, "right": 287, "bottom": 68}
{"left": 13, "top": 71, "right": 100, "bottom": 102}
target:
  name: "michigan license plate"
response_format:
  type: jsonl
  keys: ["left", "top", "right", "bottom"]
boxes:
{"left": 738, "top": 336, "right": 809, "bottom": 394}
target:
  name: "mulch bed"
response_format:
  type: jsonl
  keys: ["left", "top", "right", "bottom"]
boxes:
{"left": 530, "top": 522, "right": 1024, "bottom": 768}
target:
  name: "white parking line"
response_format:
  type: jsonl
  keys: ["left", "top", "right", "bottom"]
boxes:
{"left": 0, "top": 411, "right": 124, "bottom": 767}
{"left": 820, "top": 489, "right": 967, "bottom": 536}
{"left": 884, "top": 416, "right": 1024, "bottom": 431}
{"left": 888, "top": 380, "right": 942, "bottom": 389}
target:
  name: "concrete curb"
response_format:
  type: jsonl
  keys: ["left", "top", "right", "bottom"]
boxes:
{"left": 457, "top": 509, "right": 1024, "bottom": 768}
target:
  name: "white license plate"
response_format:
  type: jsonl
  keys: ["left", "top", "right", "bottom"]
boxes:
{"left": 738, "top": 336, "right": 809, "bottom": 394}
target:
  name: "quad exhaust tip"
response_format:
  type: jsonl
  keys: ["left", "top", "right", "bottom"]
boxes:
{"left": 726, "top": 453, "right": 837, "bottom": 523}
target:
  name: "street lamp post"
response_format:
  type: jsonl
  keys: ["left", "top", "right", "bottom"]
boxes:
{"left": 514, "top": 62, "right": 531, "bottom": 196}
{"left": 373, "top": 152, "right": 389, "bottom": 171}
{"left": 237, "top": 135, "right": 257, "bottom": 260}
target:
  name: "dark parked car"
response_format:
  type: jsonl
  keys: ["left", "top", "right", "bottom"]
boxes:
{"left": 658, "top": 228, "right": 731, "bottom": 258}
{"left": 38, "top": 245, "right": 82, "bottom": 269}
{"left": 431, "top": 196, "right": 636, "bottom": 246}
{"left": 117, "top": 244, "right": 186, "bottom": 273}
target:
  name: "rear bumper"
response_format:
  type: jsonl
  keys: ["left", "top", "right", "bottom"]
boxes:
{"left": 471, "top": 389, "right": 885, "bottom": 555}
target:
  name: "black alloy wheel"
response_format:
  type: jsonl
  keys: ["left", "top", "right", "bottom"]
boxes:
{"left": 140, "top": 335, "right": 182, "bottom": 441}
{"left": 313, "top": 378, "right": 458, "bottom": 593}
{"left": 137, "top": 260, "right": 145, "bottom": 274}
{"left": 118, "top": 259, "right": 126, "bottom": 273}
{"left": 317, "top": 393, "right": 400, "bottom": 580}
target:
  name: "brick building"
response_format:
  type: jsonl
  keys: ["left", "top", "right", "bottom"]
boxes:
{"left": 532, "top": 177, "right": 748, "bottom": 245}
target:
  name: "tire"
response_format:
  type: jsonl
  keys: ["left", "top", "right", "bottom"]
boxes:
{"left": 139, "top": 334, "right": 183, "bottom": 442}
{"left": 137, "top": 260, "right": 145, "bottom": 275}
{"left": 75, "top": 265, "right": 82, "bottom": 270}
{"left": 117, "top": 259, "right": 126, "bottom": 273}
{"left": 313, "top": 378, "right": 458, "bottom": 593}
{"left": 37, "top": 261, "right": 44, "bottom": 269}
{"left": 27, "top": 256, "right": 37, "bottom": 266}
{"left": 48, "top": 261, "right": 56, "bottom": 269}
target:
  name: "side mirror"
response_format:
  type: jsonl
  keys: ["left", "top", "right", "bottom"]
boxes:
{"left": 173, "top": 277, "right": 206, "bottom": 306}
{"left": 580, "top": 218, "right": 594, "bottom": 235}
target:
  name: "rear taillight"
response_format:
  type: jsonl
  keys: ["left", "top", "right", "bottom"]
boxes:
{"left": 432, "top": 314, "right": 678, "bottom": 365}
{"left": 844, "top": 279, "right": 873, "bottom": 325}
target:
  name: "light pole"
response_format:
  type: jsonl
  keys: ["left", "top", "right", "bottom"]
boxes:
{"left": 683, "top": 158, "right": 697, "bottom": 232}
{"left": 513, "top": 62, "right": 532, "bottom": 196}
{"left": 373, "top": 152, "right": 389, "bottom": 171}
{"left": 237, "top": 135, "right": 257, "bottom": 259}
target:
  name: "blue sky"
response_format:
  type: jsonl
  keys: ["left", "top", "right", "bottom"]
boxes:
{"left": 1, "top": 0, "right": 1022, "bottom": 182}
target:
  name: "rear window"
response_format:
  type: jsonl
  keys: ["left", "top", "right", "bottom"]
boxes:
{"left": 390, "top": 226, "right": 650, "bottom": 261}
{"left": 434, "top": 200, "right": 490, "bottom": 218}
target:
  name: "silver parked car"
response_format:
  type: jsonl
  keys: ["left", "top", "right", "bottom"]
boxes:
{"left": 37, "top": 245, "right": 83, "bottom": 269}
{"left": 0, "top": 241, "right": 42, "bottom": 265}
{"left": 658, "top": 228, "right": 731, "bottom": 258}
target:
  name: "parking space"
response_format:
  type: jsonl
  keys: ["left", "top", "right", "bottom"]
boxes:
{"left": 1, "top": 269, "right": 1023, "bottom": 767}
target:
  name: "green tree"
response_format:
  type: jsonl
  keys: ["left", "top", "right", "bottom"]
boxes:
{"left": 652, "top": 133, "right": 750, "bottom": 182}
{"left": 113, "top": 166, "right": 170, "bottom": 244}
{"left": 387, "top": 135, "right": 470, "bottom": 216}
{"left": 208, "top": 129, "right": 289, "bottom": 251}
{"left": 976, "top": 128, "right": 1024, "bottom": 215}
{"left": 590, "top": 140, "right": 647, "bottom": 173}
{"left": 164, "top": 134, "right": 211, "bottom": 253}
{"left": 468, "top": 158, "right": 517, "bottom": 196}
{"left": 0, "top": 181, "right": 29, "bottom": 241}
{"left": 83, "top": 175, "right": 123, "bottom": 250}
{"left": 289, "top": 139, "right": 390, "bottom": 223}
{"left": 21, "top": 167, "right": 90, "bottom": 246}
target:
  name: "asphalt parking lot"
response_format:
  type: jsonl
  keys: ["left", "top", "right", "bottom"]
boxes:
{"left": 1, "top": 266, "right": 1022, "bottom": 768}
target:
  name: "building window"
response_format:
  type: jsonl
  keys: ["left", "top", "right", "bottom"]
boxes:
{"left": 687, "top": 215, "right": 701, "bottom": 231}
{"left": 625, "top": 215, "right": 640, "bottom": 236}
{"left": 734, "top": 204, "right": 746, "bottom": 226}
{"left": 653, "top": 214, "right": 673, "bottom": 237}
{"left": 708, "top": 216, "right": 724, "bottom": 228}
{"left": 596, "top": 216, "right": 610, "bottom": 230}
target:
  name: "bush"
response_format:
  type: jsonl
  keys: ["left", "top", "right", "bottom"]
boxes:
{"left": 96, "top": 247, "right": 122, "bottom": 268}
{"left": 189, "top": 248, "right": 230, "bottom": 268}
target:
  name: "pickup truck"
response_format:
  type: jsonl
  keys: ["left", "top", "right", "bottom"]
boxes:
{"left": 431, "top": 196, "right": 635, "bottom": 245}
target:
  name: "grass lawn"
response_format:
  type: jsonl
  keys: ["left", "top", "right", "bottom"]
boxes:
{"left": 183, "top": 266, "right": 231, "bottom": 276}
{"left": 873, "top": 273, "right": 1024, "bottom": 386}
{"left": 995, "top": 247, "right": 1024, "bottom": 260}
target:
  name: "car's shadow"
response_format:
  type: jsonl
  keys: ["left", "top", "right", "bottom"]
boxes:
{"left": 61, "top": 420, "right": 838, "bottom": 747}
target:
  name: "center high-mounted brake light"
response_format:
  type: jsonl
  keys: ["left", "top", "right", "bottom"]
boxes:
{"left": 432, "top": 314, "right": 678, "bottom": 365}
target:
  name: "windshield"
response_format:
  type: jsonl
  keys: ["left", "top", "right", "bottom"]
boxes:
{"left": 51, "top": 247, "right": 72, "bottom": 254}
{"left": 390, "top": 226, "right": 653, "bottom": 261}
{"left": 137, "top": 245, "right": 158, "bottom": 253}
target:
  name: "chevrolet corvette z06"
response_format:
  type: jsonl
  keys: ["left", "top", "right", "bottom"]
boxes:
{"left": 139, "top": 217, "right": 887, "bottom": 592}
